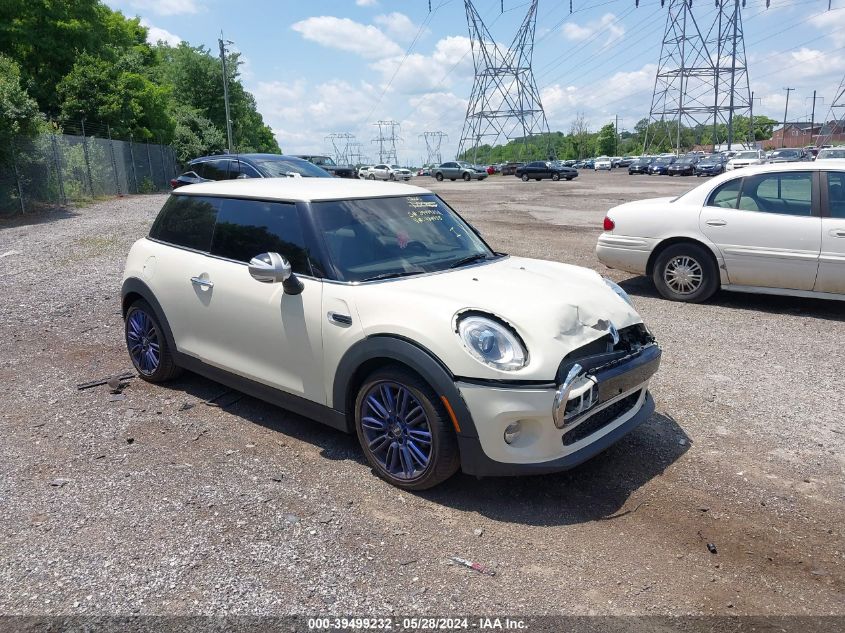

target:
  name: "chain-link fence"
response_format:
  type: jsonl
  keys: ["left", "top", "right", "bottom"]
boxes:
{"left": 0, "top": 120, "right": 178, "bottom": 216}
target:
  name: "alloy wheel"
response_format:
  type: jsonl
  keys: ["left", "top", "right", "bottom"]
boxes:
{"left": 663, "top": 256, "right": 704, "bottom": 295}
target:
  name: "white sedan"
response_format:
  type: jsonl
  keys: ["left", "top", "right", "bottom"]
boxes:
{"left": 726, "top": 149, "right": 765, "bottom": 170}
{"left": 361, "top": 164, "right": 413, "bottom": 181}
{"left": 596, "top": 163, "right": 845, "bottom": 302}
{"left": 594, "top": 156, "right": 612, "bottom": 171}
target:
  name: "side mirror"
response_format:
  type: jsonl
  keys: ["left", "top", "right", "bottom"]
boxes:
{"left": 248, "top": 252, "right": 304, "bottom": 295}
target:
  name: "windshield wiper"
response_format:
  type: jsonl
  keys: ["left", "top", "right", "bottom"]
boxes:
{"left": 360, "top": 271, "right": 423, "bottom": 282}
{"left": 449, "top": 253, "right": 492, "bottom": 269}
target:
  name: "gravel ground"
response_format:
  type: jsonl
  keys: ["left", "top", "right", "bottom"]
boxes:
{"left": 1, "top": 170, "right": 843, "bottom": 618}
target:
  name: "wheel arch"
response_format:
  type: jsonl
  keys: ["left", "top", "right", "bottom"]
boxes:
{"left": 333, "top": 335, "right": 478, "bottom": 439}
{"left": 121, "top": 277, "right": 177, "bottom": 352}
{"left": 646, "top": 236, "right": 723, "bottom": 279}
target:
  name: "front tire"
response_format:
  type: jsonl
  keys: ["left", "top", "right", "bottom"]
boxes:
{"left": 652, "top": 243, "right": 719, "bottom": 303}
{"left": 463, "top": 172, "right": 471, "bottom": 182}
{"left": 552, "top": 173, "right": 560, "bottom": 181}
{"left": 521, "top": 174, "right": 529, "bottom": 181}
{"left": 125, "top": 300, "right": 181, "bottom": 382}
{"left": 354, "top": 366, "right": 460, "bottom": 490}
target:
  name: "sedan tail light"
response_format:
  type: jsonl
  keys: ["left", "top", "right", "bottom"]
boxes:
{"left": 170, "top": 178, "right": 180, "bottom": 189}
{"left": 603, "top": 216, "right": 615, "bottom": 231}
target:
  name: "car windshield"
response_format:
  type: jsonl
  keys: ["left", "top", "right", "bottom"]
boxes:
{"left": 310, "top": 156, "right": 336, "bottom": 166}
{"left": 254, "top": 158, "right": 332, "bottom": 178}
{"left": 390, "top": 165, "right": 403, "bottom": 170}
{"left": 311, "top": 195, "right": 496, "bottom": 282}
{"left": 736, "top": 151, "right": 759, "bottom": 159}
{"left": 771, "top": 150, "right": 799, "bottom": 158}
{"left": 677, "top": 157, "right": 695, "bottom": 164}
{"left": 817, "top": 149, "right": 845, "bottom": 159}
{"left": 655, "top": 157, "right": 673, "bottom": 164}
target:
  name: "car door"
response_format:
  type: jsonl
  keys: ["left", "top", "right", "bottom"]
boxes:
{"left": 146, "top": 194, "right": 221, "bottom": 356}
{"left": 699, "top": 171, "right": 821, "bottom": 290}
{"left": 816, "top": 170, "right": 845, "bottom": 294}
{"left": 190, "top": 197, "right": 326, "bottom": 402}
{"left": 376, "top": 164, "right": 391, "bottom": 180}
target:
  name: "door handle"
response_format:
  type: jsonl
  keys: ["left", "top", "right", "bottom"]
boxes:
{"left": 705, "top": 219, "right": 727, "bottom": 227}
{"left": 190, "top": 276, "right": 214, "bottom": 289}
{"left": 831, "top": 229, "right": 845, "bottom": 238}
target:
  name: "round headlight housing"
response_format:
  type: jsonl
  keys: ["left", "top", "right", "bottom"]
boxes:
{"left": 456, "top": 314, "right": 528, "bottom": 371}
{"left": 603, "top": 277, "right": 634, "bottom": 307}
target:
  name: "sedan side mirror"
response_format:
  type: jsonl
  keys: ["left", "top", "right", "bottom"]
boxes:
{"left": 248, "top": 252, "right": 304, "bottom": 295}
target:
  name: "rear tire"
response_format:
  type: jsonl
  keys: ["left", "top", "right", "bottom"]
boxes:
{"left": 435, "top": 172, "right": 444, "bottom": 181}
{"left": 354, "top": 365, "right": 460, "bottom": 490}
{"left": 368, "top": 174, "right": 375, "bottom": 180}
{"left": 125, "top": 300, "right": 181, "bottom": 383}
{"left": 652, "top": 243, "right": 719, "bottom": 303}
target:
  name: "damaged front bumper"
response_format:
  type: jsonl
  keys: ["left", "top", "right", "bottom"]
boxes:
{"left": 455, "top": 343, "right": 661, "bottom": 477}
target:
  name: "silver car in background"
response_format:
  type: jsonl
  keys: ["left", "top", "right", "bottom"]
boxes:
{"left": 433, "top": 161, "right": 488, "bottom": 182}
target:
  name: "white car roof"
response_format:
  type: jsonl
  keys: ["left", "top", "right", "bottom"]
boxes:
{"left": 176, "top": 177, "right": 430, "bottom": 202}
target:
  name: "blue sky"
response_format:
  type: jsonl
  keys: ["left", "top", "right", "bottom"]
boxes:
{"left": 106, "top": 0, "right": 845, "bottom": 162}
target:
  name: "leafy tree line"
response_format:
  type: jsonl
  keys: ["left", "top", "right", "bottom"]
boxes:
{"left": 459, "top": 113, "right": 778, "bottom": 164}
{"left": 0, "top": 0, "right": 279, "bottom": 165}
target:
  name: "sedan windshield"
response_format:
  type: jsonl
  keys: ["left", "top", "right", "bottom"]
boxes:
{"left": 771, "top": 150, "right": 799, "bottom": 158}
{"left": 735, "top": 151, "right": 759, "bottom": 160}
{"left": 254, "top": 158, "right": 332, "bottom": 178}
{"left": 655, "top": 157, "right": 673, "bottom": 164}
{"left": 676, "top": 157, "right": 695, "bottom": 164}
{"left": 312, "top": 195, "right": 496, "bottom": 282}
{"left": 817, "top": 149, "right": 845, "bottom": 159}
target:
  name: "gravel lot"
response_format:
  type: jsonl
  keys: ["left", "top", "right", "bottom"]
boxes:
{"left": 1, "top": 169, "right": 843, "bottom": 618}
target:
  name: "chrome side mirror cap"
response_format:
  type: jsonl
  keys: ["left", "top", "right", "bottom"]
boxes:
{"left": 248, "top": 252, "right": 292, "bottom": 284}
{"left": 248, "top": 252, "right": 304, "bottom": 295}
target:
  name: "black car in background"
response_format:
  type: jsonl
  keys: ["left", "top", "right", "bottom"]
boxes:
{"left": 293, "top": 154, "right": 357, "bottom": 178}
{"left": 171, "top": 153, "right": 332, "bottom": 188}
{"left": 515, "top": 161, "right": 578, "bottom": 181}
{"left": 694, "top": 154, "right": 727, "bottom": 177}
{"left": 500, "top": 162, "right": 524, "bottom": 176}
{"left": 649, "top": 156, "right": 676, "bottom": 175}
{"left": 666, "top": 155, "right": 699, "bottom": 176}
{"left": 628, "top": 157, "right": 653, "bottom": 174}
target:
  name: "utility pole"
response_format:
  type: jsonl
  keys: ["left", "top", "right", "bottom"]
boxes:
{"left": 219, "top": 34, "right": 234, "bottom": 153}
{"left": 781, "top": 87, "right": 794, "bottom": 148}
{"left": 807, "top": 91, "right": 823, "bottom": 148}
{"left": 615, "top": 115, "right": 619, "bottom": 156}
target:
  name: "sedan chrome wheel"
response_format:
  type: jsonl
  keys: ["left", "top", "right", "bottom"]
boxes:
{"left": 360, "top": 381, "right": 432, "bottom": 480}
{"left": 663, "top": 255, "right": 703, "bottom": 295}
{"left": 126, "top": 309, "right": 160, "bottom": 375}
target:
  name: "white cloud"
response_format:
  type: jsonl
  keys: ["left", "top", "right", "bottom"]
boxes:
{"left": 374, "top": 12, "right": 426, "bottom": 42}
{"left": 356, "top": 0, "right": 379, "bottom": 5}
{"left": 127, "top": 0, "right": 198, "bottom": 16}
{"left": 562, "top": 13, "right": 625, "bottom": 46}
{"left": 809, "top": 8, "right": 845, "bottom": 46}
{"left": 291, "top": 16, "right": 402, "bottom": 59}
{"left": 368, "top": 35, "right": 474, "bottom": 95}
{"left": 140, "top": 18, "right": 182, "bottom": 46}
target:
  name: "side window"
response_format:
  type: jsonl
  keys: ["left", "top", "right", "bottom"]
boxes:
{"left": 827, "top": 172, "right": 845, "bottom": 218}
{"left": 707, "top": 178, "right": 742, "bottom": 208}
{"left": 739, "top": 172, "right": 813, "bottom": 216}
{"left": 239, "top": 162, "right": 261, "bottom": 178}
{"left": 198, "top": 160, "right": 228, "bottom": 181}
{"left": 210, "top": 198, "right": 312, "bottom": 274}
{"left": 149, "top": 195, "right": 220, "bottom": 251}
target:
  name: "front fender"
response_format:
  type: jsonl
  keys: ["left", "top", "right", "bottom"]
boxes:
{"left": 332, "top": 335, "right": 479, "bottom": 439}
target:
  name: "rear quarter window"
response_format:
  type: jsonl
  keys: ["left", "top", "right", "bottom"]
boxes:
{"left": 149, "top": 195, "right": 220, "bottom": 251}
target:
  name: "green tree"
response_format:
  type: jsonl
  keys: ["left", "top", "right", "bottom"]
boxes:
{"left": 596, "top": 122, "right": 616, "bottom": 156}
{"left": 0, "top": 54, "right": 43, "bottom": 160}
{"left": 171, "top": 104, "right": 226, "bottom": 163}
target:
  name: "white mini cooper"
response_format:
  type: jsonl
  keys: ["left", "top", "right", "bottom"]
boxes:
{"left": 122, "top": 179, "right": 661, "bottom": 489}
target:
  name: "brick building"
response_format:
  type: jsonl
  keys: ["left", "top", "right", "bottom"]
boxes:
{"left": 767, "top": 120, "right": 845, "bottom": 148}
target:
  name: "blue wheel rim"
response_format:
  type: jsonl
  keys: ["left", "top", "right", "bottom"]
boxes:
{"left": 126, "top": 310, "right": 160, "bottom": 375}
{"left": 360, "top": 382, "right": 432, "bottom": 480}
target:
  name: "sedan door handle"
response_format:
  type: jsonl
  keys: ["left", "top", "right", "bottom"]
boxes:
{"left": 705, "top": 219, "right": 727, "bottom": 227}
{"left": 831, "top": 229, "right": 845, "bottom": 238}
{"left": 190, "top": 276, "right": 214, "bottom": 289}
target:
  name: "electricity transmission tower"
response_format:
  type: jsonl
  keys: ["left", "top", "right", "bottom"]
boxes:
{"left": 420, "top": 131, "right": 448, "bottom": 165}
{"left": 347, "top": 141, "right": 364, "bottom": 165}
{"left": 643, "top": 0, "right": 751, "bottom": 154}
{"left": 325, "top": 133, "right": 356, "bottom": 164}
{"left": 372, "top": 120, "right": 401, "bottom": 164}
{"left": 817, "top": 74, "right": 845, "bottom": 146}
{"left": 457, "top": 0, "right": 552, "bottom": 163}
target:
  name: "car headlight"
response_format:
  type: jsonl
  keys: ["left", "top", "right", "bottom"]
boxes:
{"left": 456, "top": 314, "right": 527, "bottom": 371}
{"left": 603, "top": 278, "right": 634, "bottom": 307}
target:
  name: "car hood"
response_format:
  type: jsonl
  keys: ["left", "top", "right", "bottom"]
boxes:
{"left": 349, "top": 256, "right": 642, "bottom": 381}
